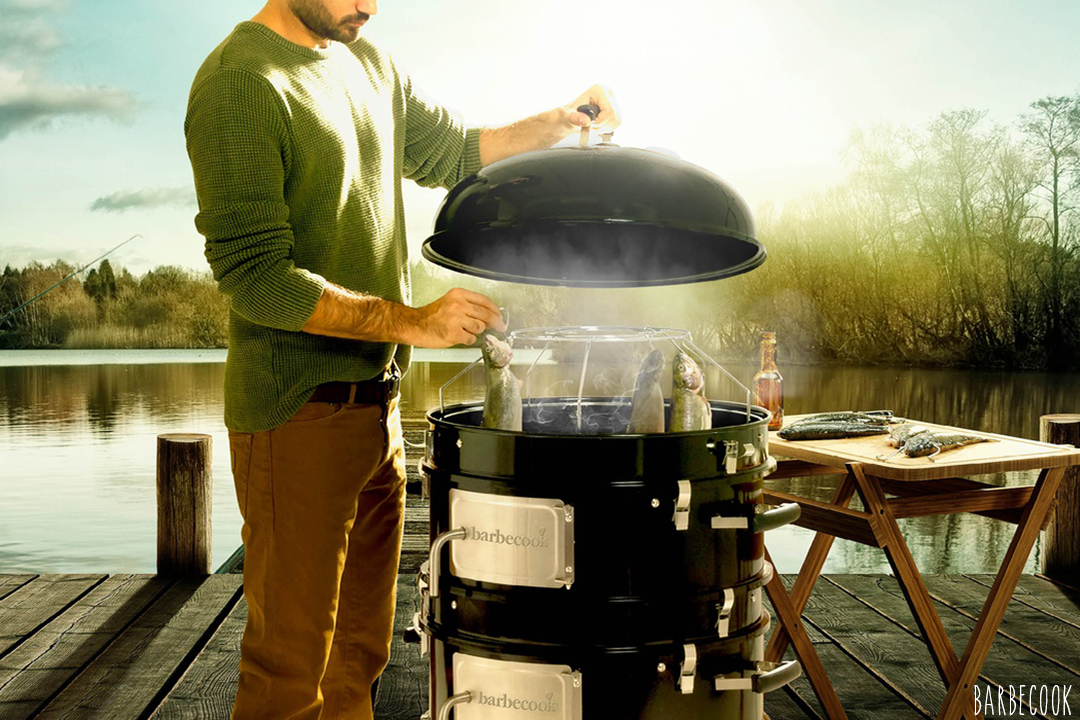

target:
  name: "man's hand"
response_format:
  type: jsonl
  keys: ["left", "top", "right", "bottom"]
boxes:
{"left": 563, "top": 84, "right": 621, "bottom": 134}
{"left": 300, "top": 283, "right": 504, "bottom": 348}
{"left": 478, "top": 84, "right": 622, "bottom": 166}
{"left": 402, "top": 288, "right": 506, "bottom": 348}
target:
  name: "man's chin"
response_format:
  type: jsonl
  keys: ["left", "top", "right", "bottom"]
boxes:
{"left": 337, "top": 25, "right": 362, "bottom": 42}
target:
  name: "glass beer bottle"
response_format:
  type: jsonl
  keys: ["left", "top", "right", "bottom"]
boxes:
{"left": 753, "top": 331, "right": 783, "bottom": 431}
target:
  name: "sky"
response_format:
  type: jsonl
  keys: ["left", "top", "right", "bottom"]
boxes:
{"left": 2, "top": 0, "right": 1080, "bottom": 276}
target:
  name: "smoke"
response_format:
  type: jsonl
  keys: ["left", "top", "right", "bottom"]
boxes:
{"left": 433, "top": 222, "right": 758, "bottom": 288}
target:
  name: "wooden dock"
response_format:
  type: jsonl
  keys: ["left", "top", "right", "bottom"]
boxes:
{"left": 3, "top": 415, "right": 1079, "bottom": 718}
{"left": 1, "top": 567, "right": 1078, "bottom": 719}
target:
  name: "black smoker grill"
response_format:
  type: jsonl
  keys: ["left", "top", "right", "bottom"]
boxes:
{"left": 409, "top": 129, "right": 797, "bottom": 719}
{"left": 411, "top": 328, "right": 801, "bottom": 720}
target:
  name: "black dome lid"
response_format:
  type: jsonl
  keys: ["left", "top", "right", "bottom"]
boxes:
{"left": 421, "top": 144, "right": 764, "bottom": 288}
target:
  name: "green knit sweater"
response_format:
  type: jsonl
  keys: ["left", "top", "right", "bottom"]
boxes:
{"left": 185, "top": 22, "right": 481, "bottom": 432}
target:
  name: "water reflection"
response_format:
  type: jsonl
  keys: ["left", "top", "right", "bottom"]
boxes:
{"left": 1, "top": 356, "right": 1078, "bottom": 574}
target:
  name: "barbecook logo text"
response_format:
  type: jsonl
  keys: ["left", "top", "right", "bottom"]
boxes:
{"left": 465, "top": 525, "right": 550, "bottom": 549}
{"left": 974, "top": 684, "right": 1072, "bottom": 716}
{"left": 476, "top": 690, "right": 558, "bottom": 713}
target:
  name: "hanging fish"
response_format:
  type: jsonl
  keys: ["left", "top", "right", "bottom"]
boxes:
{"left": 481, "top": 333, "right": 522, "bottom": 431}
{"left": 628, "top": 349, "right": 665, "bottom": 433}
{"left": 670, "top": 351, "right": 712, "bottom": 432}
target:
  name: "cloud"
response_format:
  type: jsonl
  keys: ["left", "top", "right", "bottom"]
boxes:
{"left": 0, "top": 1, "right": 63, "bottom": 60}
{"left": 90, "top": 186, "right": 197, "bottom": 213}
{"left": 0, "top": 0, "right": 137, "bottom": 141}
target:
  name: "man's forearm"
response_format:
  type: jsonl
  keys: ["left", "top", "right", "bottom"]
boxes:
{"left": 479, "top": 108, "right": 574, "bottom": 166}
{"left": 300, "top": 283, "right": 415, "bottom": 344}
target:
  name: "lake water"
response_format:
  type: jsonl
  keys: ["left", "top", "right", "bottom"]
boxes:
{"left": 2, "top": 349, "right": 1078, "bottom": 575}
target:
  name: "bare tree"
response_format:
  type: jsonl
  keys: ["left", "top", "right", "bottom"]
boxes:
{"left": 1020, "top": 95, "right": 1080, "bottom": 354}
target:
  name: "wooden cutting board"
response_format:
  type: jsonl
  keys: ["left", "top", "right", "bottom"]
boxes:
{"left": 768, "top": 414, "right": 1080, "bottom": 481}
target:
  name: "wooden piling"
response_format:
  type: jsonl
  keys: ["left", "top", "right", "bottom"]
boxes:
{"left": 157, "top": 433, "right": 213, "bottom": 575}
{"left": 1039, "top": 414, "right": 1080, "bottom": 579}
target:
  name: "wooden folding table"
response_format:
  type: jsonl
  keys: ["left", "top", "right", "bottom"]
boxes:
{"left": 760, "top": 416, "right": 1080, "bottom": 720}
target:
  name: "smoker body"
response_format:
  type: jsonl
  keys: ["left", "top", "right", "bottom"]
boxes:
{"left": 416, "top": 397, "right": 800, "bottom": 720}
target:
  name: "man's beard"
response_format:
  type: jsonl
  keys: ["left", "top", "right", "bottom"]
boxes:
{"left": 288, "top": 0, "right": 369, "bottom": 43}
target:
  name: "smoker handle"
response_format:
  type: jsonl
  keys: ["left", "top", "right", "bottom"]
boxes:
{"left": 754, "top": 660, "right": 802, "bottom": 694}
{"left": 428, "top": 528, "right": 467, "bottom": 599}
{"left": 576, "top": 103, "right": 601, "bottom": 121}
{"left": 752, "top": 502, "right": 801, "bottom": 534}
{"left": 437, "top": 691, "right": 473, "bottom": 720}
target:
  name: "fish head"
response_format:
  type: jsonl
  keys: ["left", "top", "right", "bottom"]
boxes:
{"left": 481, "top": 332, "right": 513, "bottom": 369}
{"left": 673, "top": 352, "right": 704, "bottom": 391}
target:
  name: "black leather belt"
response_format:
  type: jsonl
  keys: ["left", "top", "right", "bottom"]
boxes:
{"left": 307, "top": 376, "right": 399, "bottom": 405}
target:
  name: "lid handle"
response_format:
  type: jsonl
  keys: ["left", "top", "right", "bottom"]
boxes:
{"left": 576, "top": 104, "right": 601, "bottom": 147}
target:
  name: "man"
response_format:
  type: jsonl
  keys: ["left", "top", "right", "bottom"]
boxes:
{"left": 184, "top": 1, "right": 618, "bottom": 718}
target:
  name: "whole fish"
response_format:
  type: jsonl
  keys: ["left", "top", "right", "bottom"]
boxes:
{"left": 481, "top": 333, "right": 522, "bottom": 431}
{"left": 789, "top": 411, "right": 897, "bottom": 426}
{"left": 886, "top": 423, "right": 930, "bottom": 448}
{"left": 901, "top": 432, "right": 992, "bottom": 460}
{"left": 778, "top": 422, "right": 890, "bottom": 441}
{"left": 628, "top": 349, "right": 665, "bottom": 433}
{"left": 670, "top": 351, "right": 712, "bottom": 432}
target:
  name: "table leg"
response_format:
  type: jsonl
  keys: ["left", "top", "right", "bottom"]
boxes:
{"left": 766, "top": 470, "right": 858, "bottom": 664}
{"left": 763, "top": 546, "right": 849, "bottom": 720}
{"left": 935, "top": 467, "right": 1065, "bottom": 720}
{"left": 848, "top": 464, "right": 982, "bottom": 720}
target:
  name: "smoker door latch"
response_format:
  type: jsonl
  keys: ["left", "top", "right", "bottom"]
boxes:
{"left": 710, "top": 513, "right": 750, "bottom": 531}
{"left": 404, "top": 611, "right": 430, "bottom": 656}
{"left": 724, "top": 439, "right": 740, "bottom": 474}
{"left": 679, "top": 643, "right": 697, "bottom": 694}
{"left": 716, "top": 588, "right": 736, "bottom": 638}
{"left": 673, "top": 480, "right": 692, "bottom": 531}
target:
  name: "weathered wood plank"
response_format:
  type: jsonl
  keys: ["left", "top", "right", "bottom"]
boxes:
{"left": 923, "top": 574, "right": 1080, "bottom": 676}
{"left": 774, "top": 575, "right": 830, "bottom": 645}
{"left": 786, "top": 641, "right": 926, "bottom": 720}
{"left": 764, "top": 684, "right": 820, "bottom": 720}
{"left": 0, "top": 576, "right": 106, "bottom": 658}
{"left": 829, "top": 574, "right": 1080, "bottom": 718}
{"left": 373, "top": 575, "right": 427, "bottom": 720}
{"left": 36, "top": 574, "right": 243, "bottom": 720}
{"left": 0, "top": 578, "right": 35, "bottom": 605}
{"left": 967, "top": 574, "right": 1080, "bottom": 630}
{"left": 0, "top": 575, "right": 172, "bottom": 720}
{"left": 151, "top": 596, "right": 245, "bottom": 720}
{"left": 796, "top": 576, "right": 949, "bottom": 717}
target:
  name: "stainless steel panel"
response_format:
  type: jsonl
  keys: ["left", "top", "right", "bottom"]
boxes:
{"left": 449, "top": 489, "right": 575, "bottom": 589}
{"left": 452, "top": 654, "right": 583, "bottom": 720}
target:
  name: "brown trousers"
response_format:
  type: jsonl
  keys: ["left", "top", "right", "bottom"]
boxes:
{"left": 228, "top": 397, "right": 406, "bottom": 720}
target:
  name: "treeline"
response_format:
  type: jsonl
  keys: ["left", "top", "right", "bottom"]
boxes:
{"left": 5, "top": 95, "right": 1080, "bottom": 367}
{"left": 416, "top": 95, "right": 1080, "bottom": 370}
{"left": 0, "top": 260, "right": 229, "bottom": 349}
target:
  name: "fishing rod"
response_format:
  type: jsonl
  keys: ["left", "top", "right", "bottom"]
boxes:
{"left": 0, "top": 233, "right": 144, "bottom": 326}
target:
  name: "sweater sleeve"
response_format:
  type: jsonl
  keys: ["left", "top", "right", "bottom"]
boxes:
{"left": 400, "top": 73, "right": 482, "bottom": 189}
{"left": 185, "top": 68, "right": 326, "bottom": 331}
